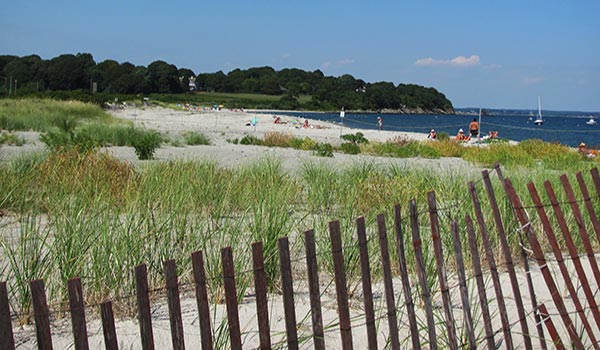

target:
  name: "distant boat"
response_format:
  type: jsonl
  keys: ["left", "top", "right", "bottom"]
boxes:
{"left": 534, "top": 96, "right": 543, "bottom": 125}
{"left": 586, "top": 116, "right": 597, "bottom": 125}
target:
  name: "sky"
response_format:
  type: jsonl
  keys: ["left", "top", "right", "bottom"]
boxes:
{"left": 1, "top": 0, "right": 599, "bottom": 111}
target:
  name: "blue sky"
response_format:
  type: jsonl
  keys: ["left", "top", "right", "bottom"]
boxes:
{"left": 1, "top": 0, "right": 599, "bottom": 111}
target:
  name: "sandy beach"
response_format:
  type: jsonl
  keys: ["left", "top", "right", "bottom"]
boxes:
{"left": 105, "top": 106, "right": 475, "bottom": 175}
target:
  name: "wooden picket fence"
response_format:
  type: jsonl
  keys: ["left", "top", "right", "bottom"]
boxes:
{"left": 2, "top": 164, "right": 600, "bottom": 350}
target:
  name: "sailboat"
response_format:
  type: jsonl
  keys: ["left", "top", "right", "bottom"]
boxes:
{"left": 534, "top": 96, "right": 543, "bottom": 125}
{"left": 586, "top": 116, "right": 597, "bottom": 125}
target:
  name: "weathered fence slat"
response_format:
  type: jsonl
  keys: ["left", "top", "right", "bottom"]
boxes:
{"left": 164, "top": 259, "right": 185, "bottom": 350}
{"left": 577, "top": 171, "right": 600, "bottom": 244}
{"left": 481, "top": 170, "right": 533, "bottom": 350}
{"left": 304, "top": 229, "right": 325, "bottom": 350}
{"left": 537, "top": 304, "right": 566, "bottom": 350}
{"left": 356, "top": 216, "right": 378, "bottom": 350}
{"left": 465, "top": 215, "right": 496, "bottom": 350}
{"left": 591, "top": 167, "right": 600, "bottom": 201}
{"left": 427, "top": 192, "right": 458, "bottom": 350}
{"left": 100, "top": 301, "right": 119, "bottom": 350}
{"left": 494, "top": 163, "right": 547, "bottom": 350}
{"left": 252, "top": 242, "right": 272, "bottom": 350}
{"left": 191, "top": 250, "right": 213, "bottom": 350}
{"left": 0, "top": 281, "right": 16, "bottom": 350}
{"left": 67, "top": 277, "right": 89, "bottom": 350}
{"left": 376, "top": 213, "right": 400, "bottom": 350}
{"left": 278, "top": 237, "right": 298, "bottom": 350}
{"left": 528, "top": 182, "right": 600, "bottom": 344}
{"left": 134, "top": 264, "right": 154, "bottom": 350}
{"left": 329, "top": 220, "right": 353, "bottom": 350}
{"left": 559, "top": 174, "right": 600, "bottom": 287}
{"left": 409, "top": 199, "right": 438, "bottom": 350}
{"left": 449, "top": 220, "right": 476, "bottom": 350}
{"left": 393, "top": 204, "right": 421, "bottom": 350}
{"left": 30, "top": 279, "right": 53, "bottom": 350}
{"left": 504, "top": 178, "right": 586, "bottom": 350}
{"left": 221, "top": 246, "right": 242, "bottom": 350}
{"left": 468, "top": 182, "right": 514, "bottom": 350}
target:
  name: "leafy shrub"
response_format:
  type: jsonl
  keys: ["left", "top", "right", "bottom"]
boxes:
{"left": 227, "top": 138, "right": 239, "bottom": 144}
{"left": 131, "top": 130, "right": 163, "bottom": 160}
{"left": 240, "top": 134, "right": 263, "bottom": 145}
{"left": 263, "top": 132, "right": 293, "bottom": 147}
{"left": 289, "top": 137, "right": 304, "bottom": 149}
{"left": 40, "top": 127, "right": 98, "bottom": 152}
{"left": 183, "top": 131, "right": 210, "bottom": 145}
{"left": 341, "top": 132, "right": 369, "bottom": 144}
{"left": 300, "top": 138, "right": 317, "bottom": 151}
{"left": 340, "top": 142, "right": 361, "bottom": 154}
{"left": 314, "top": 143, "right": 334, "bottom": 157}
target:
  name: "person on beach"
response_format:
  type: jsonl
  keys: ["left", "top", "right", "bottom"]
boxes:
{"left": 377, "top": 116, "right": 383, "bottom": 131}
{"left": 455, "top": 128, "right": 469, "bottom": 141}
{"left": 303, "top": 119, "right": 310, "bottom": 128}
{"left": 469, "top": 118, "right": 479, "bottom": 137}
{"left": 428, "top": 129, "right": 437, "bottom": 139}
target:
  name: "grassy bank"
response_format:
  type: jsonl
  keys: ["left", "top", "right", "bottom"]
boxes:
{"left": 1, "top": 148, "right": 597, "bottom": 322}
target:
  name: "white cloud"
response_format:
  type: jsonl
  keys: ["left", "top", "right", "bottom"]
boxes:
{"left": 415, "top": 55, "right": 481, "bottom": 67}
{"left": 523, "top": 76, "right": 544, "bottom": 85}
{"left": 280, "top": 53, "right": 291, "bottom": 59}
{"left": 321, "top": 59, "right": 354, "bottom": 70}
{"left": 337, "top": 58, "right": 355, "bottom": 65}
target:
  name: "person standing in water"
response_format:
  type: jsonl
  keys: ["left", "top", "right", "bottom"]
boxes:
{"left": 377, "top": 116, "right": 383, "bottom": 131}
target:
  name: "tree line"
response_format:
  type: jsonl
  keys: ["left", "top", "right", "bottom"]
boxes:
{"left": 0, "top": 53, "right": 454, "bottom": 112}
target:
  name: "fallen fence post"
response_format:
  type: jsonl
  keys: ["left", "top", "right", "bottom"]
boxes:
{"left": 135, "top": 264, "right": 155, "bottom": 350}
{"left": 356, "top": 216, "right": 378, "bottom": 350}
{"left": 393, "top": 204, "right": 421, "bottom": 350}
{"left": 100, "top": 301, "right": 119, "bottom": 350}
{"left": 0, "top": 281, "right": 16, "bottom": 350}
{"left": 504, "top": 178, "right": 585, "bottom": 350}
{"left": 409, "top": 199, "right": 438, "bottom": 350}
{"left": 304, "top": 229, "right": 325, "bottom": 350}
{"left": 450, "top": 220, "right": 477, "bottom": 350}
{"left": 465, "top": 215, "right": 496, "bottom": 350}
{"left": 376, "top": 213, "right": 400, "bottom": 350}
{"left": 30, "top": 279, "right": 53, "bottom": 350}
{"left": 191, "top": 251, "right": 213, "bottom": 350}
{"left": 427, "top": 192, "right": 458, "bottom": 350}
{"left": 221, "top": 246, "right": 242, "bottom": 350}
{"left": 494, "top": 162, "right": 546, "bottom": 350}
{"left": 278, "top": 237, "right": 298, "bottom": 350}
{"left": 164, "top": 259, "right": 185, "bottom": 350}
{"left": 482, "top": 170, "right": 532, "bottom": 350}
{"left": 329, "top": 220, "right": 353, "bottom": 350}
{"left": 67, "top": 277, "right": 89, "bottom": 350}
{"left": 252, "top": 242, "right": 272, "bottom": 350}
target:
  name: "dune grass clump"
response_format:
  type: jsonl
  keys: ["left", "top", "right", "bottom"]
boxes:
{"left": 365, "top": 137, "right": 441, "bottom": 159}
{"left": 0, "top": 132, "right": 26, "bottom": 146}
{"left": 263, "top": 131, "right": 294, "bottom": 147}
{"left": 183, "top": 131, "right": 211, "bottom": 145}
{"left": 0, "top": 98, "right": 114, "bottom": 132}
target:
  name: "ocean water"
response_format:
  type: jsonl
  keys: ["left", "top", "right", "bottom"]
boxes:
{"left": 274, "top": 109, "right": 600, "bottom": 148}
